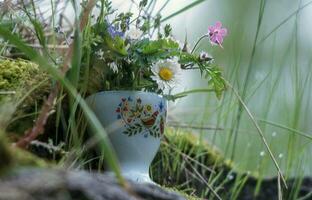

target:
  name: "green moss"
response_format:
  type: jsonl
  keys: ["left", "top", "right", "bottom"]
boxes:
{"left": 151, "top": 128, "right": 234, "bottom": 199}
{"left": 0, "top": 130, "right": 48, "bottom": 176}
{"left": 0, "top": 58, "right": 50, "bottom": 104}
{"left": 0, "top": 58, "right": 50, "bottom": 135}
{"left": 0, "top": 132, "right": 13, "bottom": 175}
{"left": 12, "top": 147, "right": 49, "bottom": 168}
{"left": 164, "top": 187, "right": 202, "bottom": 200}
{"left": 0, "top": 58, "right": 40, "bottom": 90}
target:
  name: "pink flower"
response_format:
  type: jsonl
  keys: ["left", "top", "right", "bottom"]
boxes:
{"left": 208, "top": 21, "right": 227, "bottom": 47}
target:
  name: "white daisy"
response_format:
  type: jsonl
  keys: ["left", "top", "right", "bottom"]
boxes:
{"left": 108, "top": 62, "right": 118, "bottom": 73}
{"left": 151, "top": 57, "right": 181, "bottom": 90}
{"left": 126, "top": 27, "right": 143, "bottom": 40}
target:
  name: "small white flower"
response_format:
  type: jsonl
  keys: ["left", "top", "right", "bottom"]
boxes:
{"left": 227, "top": 174, "right": 234, "bottom": 180}
{"left": 126, "top": 27, "right": 143, "bottom": 40}
{"left": 108, "top": 62, "right": 118, "bottom": 73}
{"left": 278, "top": 153, "right": 283, "bottom": 158}
{"left": 151, "top": 57, "right": 181, "bottom": 90}
{"left": 272, "top": 132, "right": 277, "bottom": 137}
{"left": 95, "top": 49, "right": 104, "bottom": 60}
{"left": 199, "top": 51, "right": 213, "bottom": 61}
{"left": 260, "top": 151, "right": 265, "bottom": 157}
{"left": 55, "top": 57, "right": 63, "bottom": 65}
{"left": 125, "top": 58, "right": 132, "bottom": 64}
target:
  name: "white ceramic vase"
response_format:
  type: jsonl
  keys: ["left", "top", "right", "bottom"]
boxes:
{"left": 86, "top": 91, "right": 167, "bottom": 183}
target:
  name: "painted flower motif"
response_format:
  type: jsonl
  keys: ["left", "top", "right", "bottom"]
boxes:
{"left": 144, "top": 104, "right": 153, "bottom": 114}
{"left": 159, "top": 101, "right": 164, "bottom": 112}
{"left": 108, "top": 62, "right": 118, "bottom": 73}
{"left": 126, "top": 27, "right": 143, "bottom": 40}
{"left": 207, "top": 21, "right": 227, "bottom": 47}
{"left": 116, "top": 97, "right": 166, "bottom": 138}
{"left": 151, "top": 57, "right": 181, "bottom": 90}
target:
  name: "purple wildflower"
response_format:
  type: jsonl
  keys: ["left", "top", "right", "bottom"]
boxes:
{"left": 107, "top": 24, "right": 124, "bottom": 38}
{"left": 208, "top": 21, "right": 227, "bottom": 47}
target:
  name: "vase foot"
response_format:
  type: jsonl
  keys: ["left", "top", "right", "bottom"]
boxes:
{"left": 106, "top": 171, "right": 156, "bottom": 184}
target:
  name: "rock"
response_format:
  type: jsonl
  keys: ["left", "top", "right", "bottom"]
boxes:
{"left": 0, "top": 168, "right": 186, "bottom": 200}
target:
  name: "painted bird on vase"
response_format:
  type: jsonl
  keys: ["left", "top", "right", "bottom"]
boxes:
{"left": 141, "top": 111, "right": 159, "bottom": 128}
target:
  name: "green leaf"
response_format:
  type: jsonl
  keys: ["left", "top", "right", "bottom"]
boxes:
{"left": 141, "top": 38, "right": 179, "bottom": 55}
{"left": 31, "top": 19, "right": 46, "bottom": 47}
{"left": 68, "top": 28, "right": 82, "bottom": 88}
{"left": 104, "top": 36, "right": 128, "bottom": 56}
{"left": 206, "top": 67, "right": 226, "bottom": 99}
{"left": 179, "top": 52, "right": 198, "bottom": 64}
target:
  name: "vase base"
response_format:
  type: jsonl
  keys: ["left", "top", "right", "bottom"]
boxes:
{"left": 106, "top": 171, "right": 156, "bottom": 184}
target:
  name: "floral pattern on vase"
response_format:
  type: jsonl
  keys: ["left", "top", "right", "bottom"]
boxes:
{"left": 116, "top": 97, "right": 166, "bottom": 138}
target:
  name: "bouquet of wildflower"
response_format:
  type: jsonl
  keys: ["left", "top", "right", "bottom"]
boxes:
{"left": 86, "top": 0, "right": 227, "bottom": 99}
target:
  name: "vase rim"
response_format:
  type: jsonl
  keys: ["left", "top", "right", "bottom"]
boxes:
{"left": 86, "top": 90, "right": 165, "bottom": 100}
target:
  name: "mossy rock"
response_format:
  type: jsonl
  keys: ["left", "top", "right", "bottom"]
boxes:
{"left": 151, "top": 129, "right": 312, "bottom": 200}
{"left": 0, "top": 132, "right": 13, "bottom": 174}
{"left": 0, "top": 131, "right": 48, "bottom": 176}
{"left": 151, "top": 128, "right": 234, "bottom": 199}
{"left": 0, "top": 58, "right": 50, "bottom": 135}
{"left": 0, "top": 59, "right": 50, "bottom": 175}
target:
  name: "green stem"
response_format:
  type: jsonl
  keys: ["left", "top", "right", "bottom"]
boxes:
{"left": 173, "top": 88, "right": 214, "bottom": 98}
{"left": 191, "top": 35, "right": 208, "bottom": 54}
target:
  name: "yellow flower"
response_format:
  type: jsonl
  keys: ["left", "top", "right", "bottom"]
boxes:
{"left": 159, "top": 67, "right": 173, "bottom": 81}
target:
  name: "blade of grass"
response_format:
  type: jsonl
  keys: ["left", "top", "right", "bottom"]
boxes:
{"left": 185, "top": 156, "right": 222, "bottom": 200}
{"left": 224, "top": 79, "right": 288, "bottom": 188}
{"left": 167, "top": 81, "right": 288, "bottom": 188}
{"left": 173, "top": 88, "right": 214, "bottom": 99}
{"left": 161, "top": 0, "right": 207, "bottom": 22}
{"left": 278, "top": 172, "right": 283, "bottom": 200}
{"left": 257, "top": 0, "right": 312, "bottom": 45}
{"left": 230, "top": 0, "right": 266, "bottom": 160}
{"left": 258, "top": 119, "right": 312, "bottom": 141}
{"left": 67, "top": 0, "right": 82, "bottom": 88}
